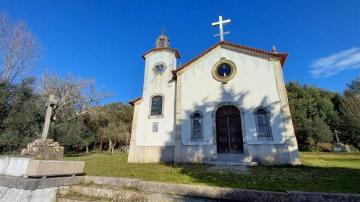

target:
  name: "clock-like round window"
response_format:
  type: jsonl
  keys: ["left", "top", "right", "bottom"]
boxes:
{"left": 212, "top": 59, "right": 236, "bottom": 82}
{"left": 153, "top": 63, "right": 166, "bottom": 75}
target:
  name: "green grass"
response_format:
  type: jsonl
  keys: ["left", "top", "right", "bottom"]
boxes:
{"left": 65, "top": 152, "right": 360, "bottom": 193}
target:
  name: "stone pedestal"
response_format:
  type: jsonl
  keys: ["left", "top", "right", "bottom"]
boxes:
{"left": 21, "top": 138, "right": 64, "bottom": 160}
{"left": 333, "top": 143, "right": 350, "bottom": 152}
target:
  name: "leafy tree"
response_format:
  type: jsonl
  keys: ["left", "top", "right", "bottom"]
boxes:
{"left": 339, "top": 77, "right": 360, "bottom": 150}
{"left": 90, "top": 103, "right": 133, "bottom": 153}
{"left": 0, "top": 78, "right": 44, "bottom": 153}
{"left": 287, "top": 82, "right": 340, "bottom": 150}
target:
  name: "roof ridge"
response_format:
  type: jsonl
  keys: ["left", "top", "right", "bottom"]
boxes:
{"left": 172, "top": 41, "right": 287, "bottom": 75}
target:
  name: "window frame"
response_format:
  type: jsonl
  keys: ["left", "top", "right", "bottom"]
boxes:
{"left": 149, "top": 94, "right": 164, "bottom": 118}
{"left": 190, "top": 110, "right": 204, "bottom": 142}
{"left": 153, "top": 62, "right": 167, "bottom": 75}
{"left": 254, "top": 107, "right": 273, "bottom": 141}
{"left": 211, "top": 58, "right": 237, "bottom": 83}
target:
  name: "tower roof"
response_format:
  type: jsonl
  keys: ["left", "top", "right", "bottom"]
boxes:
{"left": 142, "top": 34, "right": 181, "bottom": 59}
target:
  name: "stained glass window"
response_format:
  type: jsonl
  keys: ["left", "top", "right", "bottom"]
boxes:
{"left": 191, "top": 111, "right": 203, "bottom": 141}
{"left": 255, "top": 108, "right": 272, "bottom": 139}
{"left": 151, "top": 95, "right": 163, "bottom": 116}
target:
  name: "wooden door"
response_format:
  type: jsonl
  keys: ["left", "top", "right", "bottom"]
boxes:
{"left": 216, "top": 105, "right": 243, "bottom": 153}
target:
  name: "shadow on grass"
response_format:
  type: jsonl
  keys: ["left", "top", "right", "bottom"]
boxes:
{"left": 170, "top": 163, "right": 360, "bottom": 193}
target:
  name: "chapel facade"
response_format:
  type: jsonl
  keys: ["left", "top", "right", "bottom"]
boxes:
{"left": 128, "top": 34, "right": 300, "bottom": 165}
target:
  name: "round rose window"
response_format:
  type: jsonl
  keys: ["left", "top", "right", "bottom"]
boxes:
{"left": 212, "top": 60, "right": 236, "bottom": 82}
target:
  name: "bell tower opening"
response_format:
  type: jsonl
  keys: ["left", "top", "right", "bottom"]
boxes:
{"left": 156, "top": 34, "right": 169, "bottom": 48}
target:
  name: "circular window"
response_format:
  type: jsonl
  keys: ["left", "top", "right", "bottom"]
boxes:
{"left": 212, "top": 60, "right": 236, "bottom": 82}
{"left": 153, "top": 63, "right": 166, "bottom": 75}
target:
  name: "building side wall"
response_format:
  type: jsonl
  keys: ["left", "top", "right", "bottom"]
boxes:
{"left": 135, "top": 51, "right": 177, "bottom": 147}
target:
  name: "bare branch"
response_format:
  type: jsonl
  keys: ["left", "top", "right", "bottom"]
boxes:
{"left": 0, "top": 13, "right": 40, "bottom": 84}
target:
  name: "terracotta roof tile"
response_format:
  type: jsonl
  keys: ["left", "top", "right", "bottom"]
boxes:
{"left": 142, "top": 47, "right": 181, "bottom": 59}
{"left": 128, "top": 97, "right": 142, "bottom": 106}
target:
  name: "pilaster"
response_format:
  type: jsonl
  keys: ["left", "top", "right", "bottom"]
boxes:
{"left": 272, "top": 60, "right": 300, "bottom": 165}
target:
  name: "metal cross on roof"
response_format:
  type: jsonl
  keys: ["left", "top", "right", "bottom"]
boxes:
{"left": 212, "top": 16, "right": 231, "bottom": 41}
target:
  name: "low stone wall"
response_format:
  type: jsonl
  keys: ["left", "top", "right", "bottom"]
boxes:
{"left": 0, "top": 175, "right": 84, "bottom": 190}
{"left": 83, "top": 176, "right": 360, "bottom": 202}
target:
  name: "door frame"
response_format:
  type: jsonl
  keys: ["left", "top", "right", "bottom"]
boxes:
{"left": 211, "top": 102, "right": 247, "bottom": 154}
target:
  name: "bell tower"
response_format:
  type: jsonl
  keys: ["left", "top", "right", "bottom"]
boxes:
{"left": 129, "top": 34, "right": 179, "bottom": 163}
{"left": 156, "top": 34, "right": 170, "bottom": 48}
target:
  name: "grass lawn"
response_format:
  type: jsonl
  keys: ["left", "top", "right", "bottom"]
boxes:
{"left": 65, "top": 152, "right": 360, "bottom": 193}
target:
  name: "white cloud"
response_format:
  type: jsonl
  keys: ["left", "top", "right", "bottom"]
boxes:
{"left": 310, "top": 48, "right": 360, "bottom": 77}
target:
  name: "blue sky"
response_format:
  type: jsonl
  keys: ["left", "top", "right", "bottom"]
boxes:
{"left": 1, "top": 0, "right": 360, "bottom": 103}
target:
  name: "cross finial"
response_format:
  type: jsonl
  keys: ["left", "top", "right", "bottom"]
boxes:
{"left": 212, "top": 16, "right": 231, "bottom": 41}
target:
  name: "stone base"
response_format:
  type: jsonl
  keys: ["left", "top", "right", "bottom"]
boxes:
{"left": 0, "top": 156, "right": 85, "bottom": 178}
{"left": 333, "top": 143, "right": 350, "bottom": 152}
{"left": 21, "top": 138, "right": 64, "bottom": 160}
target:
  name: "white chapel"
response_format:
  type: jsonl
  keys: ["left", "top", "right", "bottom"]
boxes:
{"left": 128, "top": 17, "right": 300, "bottom": 165}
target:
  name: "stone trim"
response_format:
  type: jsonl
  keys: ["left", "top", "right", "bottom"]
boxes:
{"left": 272, "top": 59, "right": 300, "bottom": 164}
{"left": 211, "top": 102, "right": 248, "bottom": 155}
{"left": 211, "top": 58, "right": 237, "bottom": 83}
{"left": 189, "top": 110, "right": 204, "bottom": 142}
{"left": 152, "top": 62, "right": 167, "bottom": 75}
{"left": 174, "top": 73, "right": 183, "bottom": 163}
{"left": 127, "top": 101, "right": 141, "bottom": 162}
{"left": 253, "top": 106, "right": 274, "bottom": 141}
{"left": 148, "top": 93, "right": 165, "bottom": 118}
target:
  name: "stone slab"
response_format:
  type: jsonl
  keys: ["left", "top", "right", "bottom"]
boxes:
{"left": 26, "top": 160, "right": 85, "bottom": 177}
{"left": 0, "top": 175, "right": 84, "bottom": 190}
{"left": 0, "top": 186, "right": 57, "bottom": 202}
{"left": 4, "top": 157, "right": 32, "bottom": 177}
{"left": 0, "top": 156, "right": 10, "bottom": 175}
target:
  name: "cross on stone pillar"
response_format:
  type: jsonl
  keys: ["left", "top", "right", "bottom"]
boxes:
{"left": 41, "top": 94, "right": 58, "bottom": 139}
{"left": 212, "top": 16, "right": 231, "bottom": 41}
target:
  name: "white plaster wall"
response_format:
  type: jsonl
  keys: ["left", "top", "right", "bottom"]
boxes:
{"left": 135, "top": 51, "right": 177, "bottom": 146}
{"left": 179, "top": 47, "right": 286, "bottom": 146}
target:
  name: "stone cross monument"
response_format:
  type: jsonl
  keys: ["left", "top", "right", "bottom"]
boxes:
{"left": 21, "top": 94, "right": 64, "bottom": 159}
{"left": 41, "top": 94, "right": 58, "bottom": 139}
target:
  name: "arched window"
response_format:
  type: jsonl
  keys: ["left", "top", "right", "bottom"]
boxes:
{"left": 190, "top": 111, "right": 203, "bottom": 141}
{"left": 151, "top": 95, "right": 163, "bottom": 116}
{"left": 254, "top": 107, "right": 272, "bottom": 140}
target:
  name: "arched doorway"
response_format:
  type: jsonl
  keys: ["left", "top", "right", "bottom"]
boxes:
{"left": 216, "top": 105, "right": 244, "bottom": 153}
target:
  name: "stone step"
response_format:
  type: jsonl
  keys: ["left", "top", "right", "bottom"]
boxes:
{"left": 57, "top": 196, "right": 110, "bottom": 202}
{"left": 205, "top": 154, "right": 258, "bottom": 166}
{"left": 58, "top": 185, "right": 217, "bottom": 202}
{"left": 60, "top": 184, "right": 147, "bottom": 201}
{"left": 203, "top": 160, "right": 258, "bottom": 166}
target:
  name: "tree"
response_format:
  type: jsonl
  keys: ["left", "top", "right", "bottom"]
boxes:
{"left": 339, "top": 77, "right": 360, "bottom": 150}
{"left": 287, "top": 82, "right": 340, "bottom": 150}
{"left": 0, "top": 78, "right": 44, "bottom": 153}
{"left": 90, "top": 103, "right": 133, "bottom": 153}
{"left": 41, "top": 73, "right": 107, "bottom": 153}
{"left": 0, "top": 13, "right": 40, "bottom": 84}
